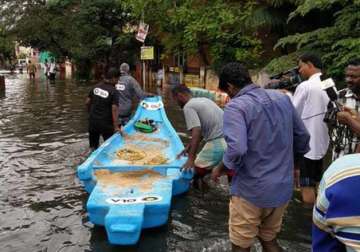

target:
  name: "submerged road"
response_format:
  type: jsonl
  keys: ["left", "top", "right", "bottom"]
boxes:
{"left": 0, "top": 73, "right": 312, "bottom": 251}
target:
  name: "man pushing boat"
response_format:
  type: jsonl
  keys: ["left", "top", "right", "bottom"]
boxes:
{"left": 172, "top": 85, "right": 226, "bottom": 189}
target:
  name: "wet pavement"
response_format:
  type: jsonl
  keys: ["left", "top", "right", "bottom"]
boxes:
{"left": 0, "top": 73, "right": 312, "bottom": 251}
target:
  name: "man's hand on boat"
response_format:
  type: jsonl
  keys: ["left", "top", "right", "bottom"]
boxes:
{"left": 114, "top": 125, "right": 124, "bottom": 136}
{"left": 181, "top": 157, "right": 195, "bottom": 171}
{"left": 176, "top": 144, "right": 190, "bottom": 159}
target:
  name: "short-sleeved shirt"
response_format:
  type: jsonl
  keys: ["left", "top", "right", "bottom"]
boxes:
{"left": 115, "top": 73, "right": 146, "bottom": 117}
{"left": 183, "top": 97, "right": 223, "bottom": 141}
{"left": 88, "top": 82, "right": 119, "bottom": 123}
{"left": 332, "top": 89, "right": 360, "bottom": 160}
{"left": 292, "top": 73, "right": 330, "bottom": 160}
{"left": 313, "top": 154, "right": 360, "bottom": 251}
{"left": 49, "top": 63, "right": 56, "bottom": 73}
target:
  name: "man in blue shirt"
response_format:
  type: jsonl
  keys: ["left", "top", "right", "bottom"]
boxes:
{"left": 212, "top": 62, "right": 310, "bottom": 252}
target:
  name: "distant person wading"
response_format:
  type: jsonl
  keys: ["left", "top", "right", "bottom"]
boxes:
{"left": 27, "top": 60, "right": 37, "bottom": 80}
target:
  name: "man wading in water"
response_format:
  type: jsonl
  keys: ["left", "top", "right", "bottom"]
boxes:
{"left": 27, "top": 60, "right": 37, "bottom": 80}
{"left": 213, "top": 62, "right": 310, "bottom": 252}
{"left": 86, "top": 67, "right": 122, "bottom": 152}
{"left": 172, "top": 85, "right": 226, "bottom": 190}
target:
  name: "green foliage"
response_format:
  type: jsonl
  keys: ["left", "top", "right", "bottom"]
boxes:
{"left": 3, "top": 0, "right": 359, "bottom": 82}
{"left": 264, "top": 52, "right": 301, "bottom": 75}
{"left": 132, "top": 0, "right": 262, "bottom": 72}
{"left": 7, "top": 0, "right": 139, "bottom": 79}
{"left": 264, "top": 0, "right": 301, "bottom": 8}
{"left": 0, "top": 27, "right": 15, "bottom": 65}
{"left": 270, "top": 1, "right": 360, "bottom": 80}
{"left": 288, "top": 0, "right": 348, "bottom": 20}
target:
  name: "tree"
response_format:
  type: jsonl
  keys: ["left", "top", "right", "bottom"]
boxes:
{"left": 129, "top": 0, "right": 262, "bottom": 72}
{"left": 266, "top": 0, "right": 360, "bottom": 82}
{"left": 4, "top": 0, "right": 139, "bottom": 79}
{"left": 4, "top": 0, "right": 358, "bottom": 82}
{"left": 0, "top": 26, "right": 15, "bottom": 66}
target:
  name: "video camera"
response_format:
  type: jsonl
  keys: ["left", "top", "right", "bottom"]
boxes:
{"left": 321, "top": 76, "right": 356, "bottom": 154}
{"left": 266, "top": 67, "right": 302, "bottom": 91}
{"left": 322, "top": 76, "right": 340, "bottom": 125}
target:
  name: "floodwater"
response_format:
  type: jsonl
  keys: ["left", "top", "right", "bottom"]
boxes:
{"left": 0, "top": 73, "right": 312, "bottom": 252}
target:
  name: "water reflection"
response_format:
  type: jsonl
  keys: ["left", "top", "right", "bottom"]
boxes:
{"left": 0, "top": 72, "right": 311, "bottom": 252}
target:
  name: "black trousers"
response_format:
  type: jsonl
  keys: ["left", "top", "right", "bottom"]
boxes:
{"left": 299, "top": 157, "right": 324, "bottom": 187}
{"left": 48, "top": 72, "right": 56, "bottom": 80}
{"left": 88, "top": 120, "right": 114, "bottom": 149}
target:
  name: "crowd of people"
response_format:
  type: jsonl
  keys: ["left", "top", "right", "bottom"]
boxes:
{"left": 86, "top": 56, "right": 360, "bottom": 252}
{"left": 19, "top": 58, "right": 58, "bottom": 81}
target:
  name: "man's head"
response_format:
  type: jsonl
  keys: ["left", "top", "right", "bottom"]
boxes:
{"left": 345, "top": 59, "right": 360, "bottom": 94}
{"left": 120, "top": 63, "right": 130, "bottom": 74}
{"left": 218, "top": 62, "right": 252, "bottom": 98}
{"left": 298, "top": 53, "right": 322, "bottom": 80}
{"left": 28, "top": 60, "right": 31, "bottom": 64}
{"left": 171, "top": 85, "right": 192, "bottom": 108}
{"left": 105, "top": 67, "right": 120, "bottom": 85}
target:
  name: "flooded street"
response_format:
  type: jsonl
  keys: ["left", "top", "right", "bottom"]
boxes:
{"left": 0, "top": 73, "right": 312, "bottom": 252}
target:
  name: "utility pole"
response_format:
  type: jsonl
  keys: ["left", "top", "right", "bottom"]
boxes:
{"left": 141, "top": 10, "right": 146, "bottom": 91}
{"left": 142, "top": 55, "right": 146, "bottom": 91}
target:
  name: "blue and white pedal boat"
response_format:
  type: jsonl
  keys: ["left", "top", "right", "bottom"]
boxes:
{"left": 77, "top": 96, "right": 192, "bottom": 245}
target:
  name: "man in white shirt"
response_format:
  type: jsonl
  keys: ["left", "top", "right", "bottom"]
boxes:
{"left": 293, "top": 53, "right": 330, "bottom": 205}
{"left": 48, "top": 58, "right": 56, "bottom": 81}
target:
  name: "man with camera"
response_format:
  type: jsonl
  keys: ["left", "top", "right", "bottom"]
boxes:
{"left": 292, "top": 53, "right": 330, "bottom": 205}
{"left": 334, "top": 59, "right": 360, "bottom": 152}
{"left": 312, "top": 59, "right": 360, "bottom": 251}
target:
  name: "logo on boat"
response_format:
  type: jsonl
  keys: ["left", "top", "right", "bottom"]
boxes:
{"left": 106, "top": 196, "right": 162, "bottom": 205}
{"left": 141, "top": 101, "right": 163, "bottom": 110}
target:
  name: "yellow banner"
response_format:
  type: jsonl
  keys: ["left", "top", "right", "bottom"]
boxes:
{"left": 141, "top": 46, "right": 154, "bottom": 60}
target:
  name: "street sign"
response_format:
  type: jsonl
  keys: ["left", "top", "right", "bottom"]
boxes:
{"left": 141, "top": 46, "right": 154, "bottom": 60}
{"left": 136, "top": 21, "right": 149, "bottom": 43}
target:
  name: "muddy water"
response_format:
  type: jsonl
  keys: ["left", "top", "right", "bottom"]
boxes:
{"left": 0, "top": 73, "right": 312, "bottom": 252}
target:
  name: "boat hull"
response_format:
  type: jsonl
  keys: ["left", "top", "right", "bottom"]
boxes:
{"left": 77, "top": 96, "right": 192, "bottom": 245}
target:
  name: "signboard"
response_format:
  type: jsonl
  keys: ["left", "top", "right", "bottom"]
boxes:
{"left": 141, "top": 46, "right": 154, "bottom": 60}
{"left": 135, "top": 21, "right": 149, "bottom": 43}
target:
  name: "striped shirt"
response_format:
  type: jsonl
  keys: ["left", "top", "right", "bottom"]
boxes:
{"left": 332, "top": 89, "right": 360, "bottom": 161}
{"left": 313, "top": 154, "right": 360, "bottom": 251}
